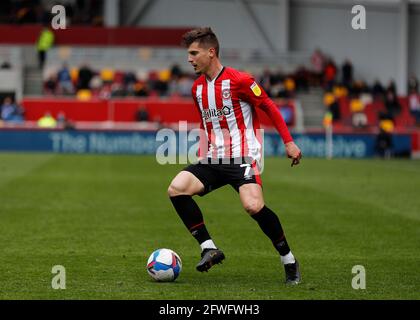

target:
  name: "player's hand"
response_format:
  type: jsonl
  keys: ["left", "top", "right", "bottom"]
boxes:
{"left": 285, "top": 141, "right": 302, "bottom": 167}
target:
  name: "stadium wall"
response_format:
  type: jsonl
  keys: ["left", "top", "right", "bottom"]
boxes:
{"left": 290, "top": 1, "right": 401, "bottom": 85}
{"left": 124, "top": 0, "right": 275, "bottom": 52}
{"left": 124, "top": 0, "right": 419, "bottom": 88}
{"left": 0, "top": 25, "right": 191, "bottom": 46}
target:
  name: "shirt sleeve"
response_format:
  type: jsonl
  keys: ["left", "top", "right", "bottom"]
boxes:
{"left": 238, "top": 73, "right": 293, "bottom": 144}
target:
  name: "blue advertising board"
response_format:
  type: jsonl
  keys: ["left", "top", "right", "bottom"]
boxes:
{"left": 0, "top": 129, "right": 411, "bottom": 158}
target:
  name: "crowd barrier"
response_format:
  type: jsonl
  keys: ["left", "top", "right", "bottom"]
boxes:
{"left": 21, "top": 97, "right": 296, "bottom": 127}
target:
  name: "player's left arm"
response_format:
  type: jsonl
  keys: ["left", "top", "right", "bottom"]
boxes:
{"left": 239, "top": 74, "right": 302, "bottom": 166}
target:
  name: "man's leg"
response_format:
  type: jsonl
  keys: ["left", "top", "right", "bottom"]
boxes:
{"left": 168, "top": 170, "right": 225, "bottom": 271}
{"left": 38, "top": 50, "right": 46, "bottom": 69}
{"left": 239, "top": 183, "right": 301, "bottom": 284}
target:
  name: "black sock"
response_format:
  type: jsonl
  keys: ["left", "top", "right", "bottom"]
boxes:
{"left": 170, "top": 195, "right": 211, "bottom": 245}
{"left": 251, "top": 206, "right": 291, "bottom": 256}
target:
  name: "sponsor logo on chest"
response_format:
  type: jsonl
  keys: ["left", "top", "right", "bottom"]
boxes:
{"left": 201, "top": 105, "right": 232, "bottom": 122}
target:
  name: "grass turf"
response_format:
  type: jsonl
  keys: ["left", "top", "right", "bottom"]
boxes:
{"left": 0, "top": 152, "right": 419, "bottom": 299}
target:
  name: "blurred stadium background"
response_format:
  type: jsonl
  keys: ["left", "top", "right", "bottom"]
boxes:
{"left": 1, "top": 0, "right": 419, "bottom": 157}
{"left": 0, "top": 0, "right": 419, "bottom": 300}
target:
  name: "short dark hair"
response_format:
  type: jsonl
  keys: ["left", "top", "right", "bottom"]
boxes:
{"left": 181, "top": 27, "right": 219, "bottom": 57}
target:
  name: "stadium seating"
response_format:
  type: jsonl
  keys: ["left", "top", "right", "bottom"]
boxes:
{"left": 338, "top": 97, "right": 416, "bottom": 129}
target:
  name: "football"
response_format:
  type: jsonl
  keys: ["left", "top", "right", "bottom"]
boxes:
{"left": 146, "top": 248, "right": 182, "bottom": 282}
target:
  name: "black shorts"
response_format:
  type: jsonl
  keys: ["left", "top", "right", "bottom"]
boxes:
{"left": 183, "top": 158, "right": 262, "bottom": 196}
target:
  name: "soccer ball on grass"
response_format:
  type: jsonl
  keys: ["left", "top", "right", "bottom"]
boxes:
{"left": 146, "top": 248, "right": 182, "bottom": 282}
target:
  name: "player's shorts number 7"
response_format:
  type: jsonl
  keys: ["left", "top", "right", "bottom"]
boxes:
{"left": 240, "top": 163, "right": 251, "bottom": 178}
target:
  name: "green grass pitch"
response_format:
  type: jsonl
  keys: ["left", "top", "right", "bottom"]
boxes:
{"left": 0, "top": 152, "right": 419, "bottom": 299}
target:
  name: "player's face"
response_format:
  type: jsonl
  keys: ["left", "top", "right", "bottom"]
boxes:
{"left": 187, "top": 42, "right": 212, "bottom": 75}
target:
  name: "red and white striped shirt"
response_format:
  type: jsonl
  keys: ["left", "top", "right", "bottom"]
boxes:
{"left": 192, "top": 66, "right": 293, "bottom": 161}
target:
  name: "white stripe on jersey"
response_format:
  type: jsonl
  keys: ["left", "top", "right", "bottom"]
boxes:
{"left": 207, "top": 81, "right": 225, "bottom": 158}
{"left": 239, "top": 100, "right": 262, "bottom": 161}
{"left": 221, "top": 79, "right": 241, "bottom": 158}
{"left": 196, "top": 85, "right": 212, "bottom": 156}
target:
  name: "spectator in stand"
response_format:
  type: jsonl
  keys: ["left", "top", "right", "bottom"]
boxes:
{"left": 124, "top": 71, "right": 137, "bottom": 96}
{"left": 16, "top": 3, "right": 37, "bottom": 24}
{"left": 90, "top": 74, "right": 103, "bottom": 97}
{"left": 282, "top": 76, "right": 296, "bottom": 98}
{"left": 323, "top": 58, "right": 337, "bottom": 91}
{"left": 134, "top": 80, "right": 149, "bottom": 97}
{"left": 333, "top": 84, "right": 348, "bottom": 100}
{"left": 36, "top": 24, "right": 55, "bottom": 69}
{"left": 349, "top": 80, "right": 370, "bottom": 97}
{"left": 375, "top": 119, "right": 394, "bottom": 159}
{"left": 99, "top": 83, "right": 112, "bottom": 100}
{"left": 169, "top": 73, "right": 194, "bottom": 97}
{"left": 57, "top": 111, "right": 66, "bottom": 126}
{"left": 323, "top": 92, "right": 341, "bottom": 122}
{"left": 56, "top": 111, "right": 75, "bottom": 130}
{"left": 408, "top": 74, "right": 419, "bottom": 93}
{"left": 350, "top": 95, "right": 367, "bottom": 128}
{"left": 44, "top": 74, "right": 57, "bottom": 95}
{"left": 271, "top": 68, "right": 285, "bottom": 88}
{"left": 77, "top": 63, "right": 94, "bottom": 90}
{"left": 386, "top": 80, "right": 397, "bottom": 97}
{"left": 268, "top": 68, "right": 286, "bottom": 98}
{"left": 383, "top": 89, "right": 401, "bottom": 121}
{"left": 341, "top": 59, "right": 353, "bottom": 89}
{"left": 168, "top": 66, "right": 182, "bottom": 97}
{"left": 408, "top": 88, "right": 420, "bottom": 125}
{"left": 178, "top": 75, "right": 194, "bottom": 97}
{"left": 135, "top": 106, "right": 150, "bottom": 122}
{"left": 329, "top": 98, "right": 341, "bottom": 122}
{"left": 310, "top": 48, "right": 325, "bottom": 86}
{"left": 57, "top": 63, "right": 74, "bottom": 95}
{"left": 294, "top": 66, "right": 309, "bottom": 93}
{"left": 111, "top": 82, "right": 125, "bottom": 97}
{"left": 258, "top": 69, "right": 273, "bottom": 97}
{"left": 372, "top": 79, "right": 385, "bottom": 101}
{"left": 170, "top": 64, "right": 182, "bottom": 79}
{"left": 0, "top": 61, "right": 11, "bottom": 69}
{"left": 0, "top": 96, "right": 25, "bottom": 122}
{"left": 149, "top": 70, "right": 169, "bottom": 96}
{"left": 37, "top": 112, "right": 57, "bottom": 128}
{"left": 360, "top": 80, "right": 371, "bottom": 94}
